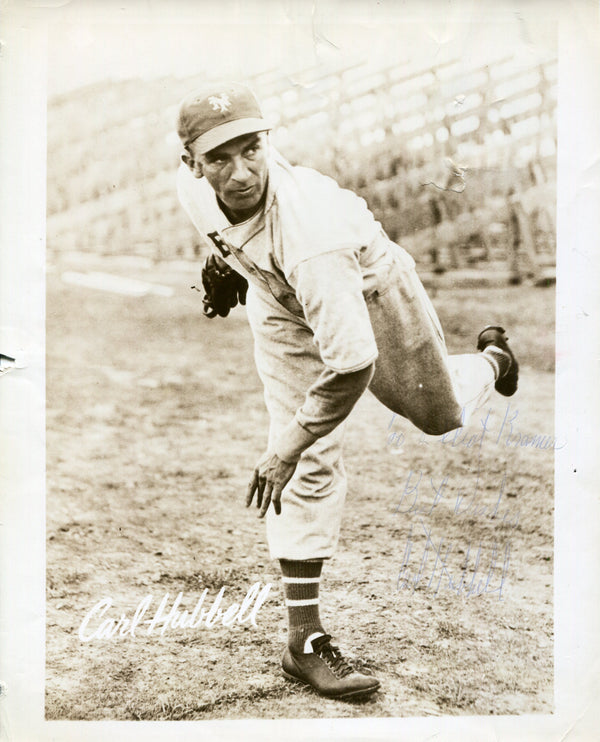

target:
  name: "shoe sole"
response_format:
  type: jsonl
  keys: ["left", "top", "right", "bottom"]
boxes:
{"left": 282, "top": 668, "right": 380, "bottom": 700}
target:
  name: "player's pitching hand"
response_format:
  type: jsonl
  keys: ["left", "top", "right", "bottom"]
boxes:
{"left": 246, "top": 451, "right": 298, "bottom": 518}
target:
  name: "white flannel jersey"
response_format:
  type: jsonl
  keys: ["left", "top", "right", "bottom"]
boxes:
{"left": 177, "top": 147, "right": 405, "bottom": 375}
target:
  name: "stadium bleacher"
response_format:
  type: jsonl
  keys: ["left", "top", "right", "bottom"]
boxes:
{"left": 47, "top": 54, "right": 556, "bottom": 281}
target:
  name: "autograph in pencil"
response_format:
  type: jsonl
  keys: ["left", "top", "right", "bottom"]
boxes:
{"left": 395, "top": 521, "right": 511, "bottom": 600}
{"left": 386, "top": 403, "right": 566, "bottom": 453}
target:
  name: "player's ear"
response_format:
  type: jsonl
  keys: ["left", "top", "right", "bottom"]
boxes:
{"left": 181, "top": 152, "right": 203, "bottom": 179}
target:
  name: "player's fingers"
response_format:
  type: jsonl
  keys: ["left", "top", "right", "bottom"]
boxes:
{"left": 255, "top": 474, "right": 266, "bottom": 510}
{"left": 259, "top": 482, "right": 273, "bottom": 518}
{"left": 271, "top": 484, "right": 283, "bottom": 515}
{"left": 245, "top": 470, "right": 259, "bottom": 507}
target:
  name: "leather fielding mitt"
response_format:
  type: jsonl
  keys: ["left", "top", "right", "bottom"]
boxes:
{"left": 196, "top": 253, "right": 248, "bottom": 318}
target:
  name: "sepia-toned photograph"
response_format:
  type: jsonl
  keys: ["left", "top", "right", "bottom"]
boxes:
{"left": 42, "top": 0, "right": 559, "bottom": 724}
{"left": 5, "top": 2, "right": 600, "bottom": 740}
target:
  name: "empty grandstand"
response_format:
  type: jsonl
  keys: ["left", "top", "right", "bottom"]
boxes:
{"left": 47, "top": 52, "right": 556, "bottom": 283}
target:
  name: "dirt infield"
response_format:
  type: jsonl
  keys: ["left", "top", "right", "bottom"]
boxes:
{"left": 46, "top": 263, "right": 555, "bottom": 720}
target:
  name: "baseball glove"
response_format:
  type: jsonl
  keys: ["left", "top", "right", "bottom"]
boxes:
{"left": 195, "top": 253, "right": 248, "bottom": 318}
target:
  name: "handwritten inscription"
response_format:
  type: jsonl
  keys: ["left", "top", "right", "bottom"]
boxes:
{"left": 396, "top": 520, "right": 511, "bottom": 600}
{"left": 387, "top": 404, "right": 565, "bottom": 453}
{"left": 385, "top": 404, "right": 548, "bottom": 602}
{"left": 391, "top": 466, "right": 516, "bottom": 600}
{"left": 394, "top": 469, "right": 520, "bottom": 528}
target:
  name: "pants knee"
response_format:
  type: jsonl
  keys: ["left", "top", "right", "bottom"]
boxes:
{"left": 410, "top": 404, "right": 463, "bottom": 436}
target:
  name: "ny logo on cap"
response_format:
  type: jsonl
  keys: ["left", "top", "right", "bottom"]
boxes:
{"left": 208, "top": 94, "right": 232, "bottom": 114}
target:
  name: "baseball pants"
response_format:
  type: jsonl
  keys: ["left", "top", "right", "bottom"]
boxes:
{"left": 245, "top": 247, "right": 495, "bottom": 561}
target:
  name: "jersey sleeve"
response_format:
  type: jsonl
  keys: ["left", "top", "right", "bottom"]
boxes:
{"left": 271, "top": 156, "right": 381, "bottom": 280}
{"left": 273, "top": 363, "right": 375, "bottom": 462}
{"left": 289, "top": 249, "right": 379, "bottom": 374}
{"left": 272, "top": 249, "right": 379, "bottom": 462}
{"left": 176, "top": 164, "right": 220, "bottom": 256}
{"left": 176, "top": 164, "right": 201, "bottom": 229}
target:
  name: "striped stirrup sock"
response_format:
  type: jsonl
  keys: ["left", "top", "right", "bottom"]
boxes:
{"left": 280, "top": 559, "right": 325, "bottom": 652}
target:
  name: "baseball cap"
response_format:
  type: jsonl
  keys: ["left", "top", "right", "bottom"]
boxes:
{"left": 177, "top": 82, "right": 271, "bottom": 153}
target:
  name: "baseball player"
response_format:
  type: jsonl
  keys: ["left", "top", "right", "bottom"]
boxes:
{"left": 176, "top": 82, "right": 518, "bottom": 700}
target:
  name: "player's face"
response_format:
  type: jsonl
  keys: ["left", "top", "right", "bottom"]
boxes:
{"left": 191, "top": 132, "right": 269, "bottom": 220}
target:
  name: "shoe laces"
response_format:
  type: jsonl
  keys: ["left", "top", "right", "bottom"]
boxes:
{"left": 312, "top": 634, "right": 354, "bottom": 679}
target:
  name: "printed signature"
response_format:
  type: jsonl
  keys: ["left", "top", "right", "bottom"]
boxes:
{"left": 78, "top": 582, "right": 272, "bottom": 642}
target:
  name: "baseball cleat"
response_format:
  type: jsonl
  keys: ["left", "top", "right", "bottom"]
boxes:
{"left": 281, "top": 634, "right": 380, "bottom": 701}
{"left": 477, "top": 325, "right": 519, "bottom": 397}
